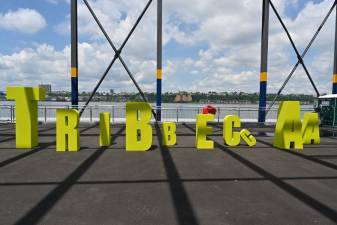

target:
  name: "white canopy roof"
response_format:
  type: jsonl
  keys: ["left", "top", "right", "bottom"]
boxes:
{"left": 319, "top": 94, "right": 337, "bottom": 99}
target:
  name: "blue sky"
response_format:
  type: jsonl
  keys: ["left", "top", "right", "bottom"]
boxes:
{"left": 0, "top": 0, "right": 210, "bottom": 57}
{"left": 0, "top": 0, "right": 69, "bottom": 53}
{"left": 0, "top": 0, "right": 334, "bottom": 94}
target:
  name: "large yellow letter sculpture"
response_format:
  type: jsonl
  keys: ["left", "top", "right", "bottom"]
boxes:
{"left": 126, "top": 102, "right": 152, "bottom": 151}
{"left": 6, "top": 86, "right": 45, "bottom": 149}
{"left": 240, "top": 129, "right": 256, "bottom": 147}
{"left": 100, "top": 112, "right": 111, "bottom": 147}
{"left": 56, "top": 109, "right": 80, "bottom": 152}
{"left": 223, "top": 115, "right": 241, "bottom": 147}
{"left": 273, "top": 101, "right": 303, "bottom": 150}
{"left": 302, "top": 112, "right": 320, "bottom": 145}
{"left": 162, "top": 122, "right": 177, "bottom": 146}
{"left": 196, "top": 114, "right": 214, "bottom": 150}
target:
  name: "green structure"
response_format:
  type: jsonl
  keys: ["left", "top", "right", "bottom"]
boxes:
{"left": 315, "top": 94, "right": 337, "bottom": 127}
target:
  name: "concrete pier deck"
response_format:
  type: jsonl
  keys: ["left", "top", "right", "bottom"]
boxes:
{"left": 0, "top": 123, "right": 337, "bottom": 225}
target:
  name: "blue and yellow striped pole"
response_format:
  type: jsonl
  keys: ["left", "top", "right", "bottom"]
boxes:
{"left": 71, "top": 0, "right": 78, "bottom": 108}
{"left": 333, "top": 74, "right": 337, "bottom": 94}
{"left": 258, "top": 0, "right": 269, "bottom": 123}
{"left": 333, "top": 5, "right": 337, "bottom": 94}
{"left": 156, "top": 0, "right": 162, "bottom": 121}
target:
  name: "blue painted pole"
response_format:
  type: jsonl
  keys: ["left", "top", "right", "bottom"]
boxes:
{"left": 333, "top": 4, "right": 337, "bottom": 94}
{"left": 156, "top": 0, "right": 162, "bottom": 121}
{"left": 71, "top": 0, "right": 78, "bottom": 108}
{"left": 258, "top": 0, "right": 269, "bottom": 123}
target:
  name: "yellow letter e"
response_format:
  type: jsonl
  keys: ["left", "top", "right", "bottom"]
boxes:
{"left": 196, "top": 114, "right": 214, "bottom": 150}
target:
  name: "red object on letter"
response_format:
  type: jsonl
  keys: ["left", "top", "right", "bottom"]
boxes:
{"left": 202, "top": 105, "right": 217, "bottom": 115}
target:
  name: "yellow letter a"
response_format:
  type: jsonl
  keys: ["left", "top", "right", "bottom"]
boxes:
{"left": 302, "top": 112, "right": 320, "bottom": 145}
{"left": 273, "top": 101, "right": 303, "bottom": 150}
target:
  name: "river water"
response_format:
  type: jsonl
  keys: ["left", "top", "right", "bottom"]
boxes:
{"left": 0, "top": 101, "right": 315, "bottom": 123}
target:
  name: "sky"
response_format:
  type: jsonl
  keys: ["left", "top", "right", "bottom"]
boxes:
{"left": 0, "top": 0, "right": 335, "bottom": 95}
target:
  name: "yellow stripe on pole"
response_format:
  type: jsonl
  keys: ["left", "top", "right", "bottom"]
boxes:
{"left": 71, "top": 67, "right": 78, "bottom": 78}
{"left": 157, "top": 69, "right": 162, "bottom": 80}
{"left": 333, "top": 74, "right": 337, "bottom": 84}
{"left": 260, "top": 72, "right": 268, "bottom": 82}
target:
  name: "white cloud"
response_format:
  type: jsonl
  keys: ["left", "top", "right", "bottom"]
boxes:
{"left": 46, "top": 0, "right": 59, "bottom": 4}
{"left": 0, "top": 42, "right": 164, "bottom": 93}
{"left": 161, "top": 0, "right": 335, "bottom": 94}
{"left": 45, "top": 0, "right": 69, "bottom": 4}
{"left": 0, "top": 0, "right": 336, "bottom": 95}
{"left": 0, "top": 8, "right": 46, "bottom": 34}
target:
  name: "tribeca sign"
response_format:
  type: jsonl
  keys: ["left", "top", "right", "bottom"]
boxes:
{"left": 6, "top": 87, "right": 320, "bottom": 152}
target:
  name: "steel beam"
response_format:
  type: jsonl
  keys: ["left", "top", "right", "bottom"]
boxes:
{"left": 258, "top": 0, "right": 269, "bottom": 123}
{"left": 156, "top": 0, "right": 163, "bottom": 121}
{"left": 266, "top": 1, "right": 336, "bottom": 115}
{"left": 333, "top": 4, "right": 337, "bottom": 94}
{"left": 79, "top": 0, "right": 154, "bottom": 117}
{"left": 269, "top": 0, "right": 320, "bottom": 97}
{"left": 71, "top": 0, "right": 78, "bottom": 108}
{"left": 82, "top": 0, "right": 153, "bottom": 116}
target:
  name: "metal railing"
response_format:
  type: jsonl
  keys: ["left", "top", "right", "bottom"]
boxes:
{"left": 0, "top": 104, "right": 315, "bottom": 124}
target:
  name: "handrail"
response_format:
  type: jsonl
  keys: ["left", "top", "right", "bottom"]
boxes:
{"left": 0, "top": 103, "right": 314, "bottom": 125}
{"left": 0, "top": 104, "right": 314, "bottom": 110}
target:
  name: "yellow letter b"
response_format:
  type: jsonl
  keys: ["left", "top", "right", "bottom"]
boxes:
{"left": 126, "top": 102, "right": 152, "bottom": 151}
{"left": 162, "top": 122, "right": 177, "bottom": 146}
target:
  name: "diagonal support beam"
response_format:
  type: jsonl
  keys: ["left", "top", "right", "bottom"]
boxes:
{"left": 266, "top": 1, "right": 337, "bottom": 115}
{"left": 79, "top": 0, "right": 154, "bottom": 117}
{"left": 268, "top": 0, "right": 320, "bottom": 97}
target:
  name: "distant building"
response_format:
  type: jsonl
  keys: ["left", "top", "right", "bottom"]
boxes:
{"left": 0, "top": 91, "right": 5, "bottom": 100}
{"left": 174, "top": 95, "right": 182, "bottom": 102}
{"left": 174, "top": 93, "right": 193, "bottom": 103}
{"left": 39, "top": 84, "right": 52, "bottom": 94}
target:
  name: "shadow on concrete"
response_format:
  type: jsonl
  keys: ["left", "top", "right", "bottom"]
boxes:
{"left": 256, "top": 139, "right": 337, "bottom": 171}
{"left": 0, "top": 136, "right": 16, "bottom": 143}
{"left": 0, "top": 141, "right": 56, "bottom": 168}
{"left": 39, "top": 127, "right": 57, "bottom": 133}
{"left": 155, "top": 122, "right": 200, "bottom": 225}
{"left": 0, "top": 127, "right": 15, "bottom": 132}
{"left": 2, "top": 176, "right": 337, "bottom": 187}
{"left": 182, "top": 123, "right": 337, "bottom": 224}
{"left": 80, "top": 123, "right": 99, "bottom": 133}
{"left": 310, "top": 155, "right": 337, "bottom": 159}
{"left": 13, "top": 126, "right": 125, "bottom": 225}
